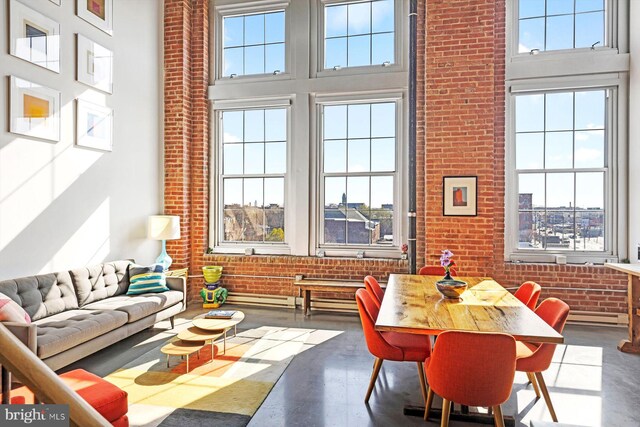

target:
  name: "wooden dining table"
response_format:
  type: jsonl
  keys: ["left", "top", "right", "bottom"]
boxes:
{"left": 375, "top": 274, "right": 564, "bottom": 425}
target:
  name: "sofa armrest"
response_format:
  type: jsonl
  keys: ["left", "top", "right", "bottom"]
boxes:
{"left": 166, "top": 276, "right": 187, "bottom": 309}
{"left": 2, "top": 322, "right": 37, "bottom": 354}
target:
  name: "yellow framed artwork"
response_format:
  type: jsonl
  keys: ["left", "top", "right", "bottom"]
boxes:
{"left": 9, "top": 76, "right": 60, "bottom": 142}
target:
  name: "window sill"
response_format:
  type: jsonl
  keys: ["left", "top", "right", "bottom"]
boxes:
{"left": 507, "top": 252, "right": 619, "bottom": 265}
{"left": 208, "top": 245, "right": 291, "bottom": 256}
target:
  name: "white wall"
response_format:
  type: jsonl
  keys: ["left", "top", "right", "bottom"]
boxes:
{"left": 0, "top": 0, "right": 164, "bottom": 279}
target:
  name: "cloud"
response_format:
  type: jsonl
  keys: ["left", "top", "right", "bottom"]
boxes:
{"left": 224, "top": 132, "right": 241, "bottom": 143}
{"left": 575, "top": 147, "right": 602, "bottom": 163}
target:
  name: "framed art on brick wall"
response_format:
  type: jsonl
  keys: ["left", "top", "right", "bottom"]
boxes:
{"left": 443, "top": 176, "right": 477, "bottom": 216}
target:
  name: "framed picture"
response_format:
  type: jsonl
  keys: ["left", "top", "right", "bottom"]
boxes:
{"left": 443, "top": 176, "right": 478, "bottom": 216}
{"left": 77, "top": 34, "right": 113, "bottom": 93}
{"left": 9, "top": 76, "right": 60, "bottom": 141}
{"left": 9, "top": 0, "right": 60, "bottom": 73}
{"left": 76, "top": 99, "right": 113, "bottom": 151}
{"left": 77, "top": 0, "right": 113, "bottom": 35}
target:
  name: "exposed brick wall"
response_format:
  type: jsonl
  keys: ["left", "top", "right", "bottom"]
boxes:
{"left": 164, "top": 0, "right": 628, "bottom": 313}
{"left": 164, "top": 0, "right": 192, "bottom": 268}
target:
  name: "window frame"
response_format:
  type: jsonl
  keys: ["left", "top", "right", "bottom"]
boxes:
{"left": 505, "top": 0, "right": 629, "bottom": 265}
{"left": 508, "top": 0, "right": 619, "bottom": 58}
{"left": 213, "top": 0, "right": 292, "bottom": 83}
{"left": 505, "top": 78, "right": 627, "bottom": 264}
{"left": 313, "top": 0, "right": 405, "bottom": 78}
{"left": 313, "top": 93, "right": 405, "bottom": 257}
{"left": 209, "top": 98, "right": 293, "bottom": 255}
{"left": 208, "top": 0, "right": 409, "bottom": 259}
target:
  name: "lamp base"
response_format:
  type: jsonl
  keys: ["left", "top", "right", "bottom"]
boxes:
{"left": 156, "top": 240, "right": 173, "bottom": 270}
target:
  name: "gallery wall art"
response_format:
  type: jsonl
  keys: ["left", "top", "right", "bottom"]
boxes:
{"left": 76, "top": 99, "right": 113, "bottom": 151}
{"left": 77, "top": 34, "right": 113, "bottom": 93}
{"left": 9, "top": 0, "right": 60, "bottom": 72}
{"left": 77, "top": 0, "right": 113, "bottom": 35}
{"left": 9, "top": 76, "right": 61, "bottom": 141}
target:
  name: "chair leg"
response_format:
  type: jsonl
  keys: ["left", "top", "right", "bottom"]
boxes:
{"left": 493, "top": 405, "right": 505, "bottom": 427}
{"left": 365, "top": 358, "right": 384, "bottom": 403}
{"left": 423, "top": 387, "right": 434, "bottom": 421}
{"left": 416, "top": 362, "right": 428, "bottom": 405}
{"left": 440, "top": 398, "right": 451, "bottom": 427}
{"left": 534, "top": 372, "right": 558, "bottom": 422}
{"left": 527, "top": 371, "right": 541, "bottom": 398}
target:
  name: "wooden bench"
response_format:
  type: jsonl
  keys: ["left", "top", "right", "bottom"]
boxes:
{"left": 294, "top": 278, "right": 385, "bottom": 316}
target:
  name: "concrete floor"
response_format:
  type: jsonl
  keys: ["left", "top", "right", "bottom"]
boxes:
{"left": 67, "top": 305, "right": 640, "bottom": 427}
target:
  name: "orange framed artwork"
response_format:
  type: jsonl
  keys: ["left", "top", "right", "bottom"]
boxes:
{"left": 443, "top": 176, "right": 477, "bottom": 216}
{"left": 9, "top": 76, "right": 60, "bottom": 142}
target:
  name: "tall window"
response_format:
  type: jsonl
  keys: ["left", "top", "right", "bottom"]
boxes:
{"left": 220, "top": 108, "right": 286, "bottom": 243}
{"left": 211, "top": 0, "right": 407, "bottom": 257}
{"left": 518, "top": 0, "right": 605, "bottom": 52}
{"left": 323, "top": 0, "right": 395, "bottom": 68}
{"left": 222, "top": 11, "right": 285, "bottom": 77}
{"left": 506, "top": 0, "right": 627, "bottom": 263}
{"left": 321, "top": 101, "right": 396, "bottom": 246}
{"left": 515, "top": 90, "right": 607, "bottom": 252}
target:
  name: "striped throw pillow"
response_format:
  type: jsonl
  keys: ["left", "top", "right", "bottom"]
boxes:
{"left": 127, "top": 264, "right": 169, "bottom": 295}
{"left": 0, "top": 292, "right": 31, "bottom": 324}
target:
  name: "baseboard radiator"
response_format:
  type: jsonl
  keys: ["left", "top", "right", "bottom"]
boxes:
{"left": 225, "top": 292, "right": 628, "bottom": 326}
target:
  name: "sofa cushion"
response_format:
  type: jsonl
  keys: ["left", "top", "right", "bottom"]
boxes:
{"left": 127, "top": 264, "right": 169, "bottom": 295}
{"left": 5, "top": 369, "right": 128, "bottom": 423}
{"left": 0, "top": 292, "right": 31, "bottom": 324}
{"left": 0, "top": 272, "right": 79, "bottom": 321}
{"left": 70, "top": 260, "right": 132, "bottom": 307}
{"left": 34, "top": 309, "right": 128, "bottom": 359}
{"left": 81, "top": 290, "right": 184, "bottom": 323}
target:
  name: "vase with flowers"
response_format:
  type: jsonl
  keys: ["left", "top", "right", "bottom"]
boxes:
{"left": 436, "top": 249, "right": 467, "bottom": 299}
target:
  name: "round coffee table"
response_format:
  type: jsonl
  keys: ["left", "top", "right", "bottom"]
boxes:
{"left": 192, "top": 311, "right": 245, "bottom": 354}
{"left": 160, "top": 340, "right": 204, "bottom": 372}
{"left": 177, "top": 327, "right": 224, "bottom": 360}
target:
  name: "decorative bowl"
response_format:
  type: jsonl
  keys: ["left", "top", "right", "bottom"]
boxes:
{"left": 435, "top": 279, "right": 468, "bottom": 299}
{"left": 202, "top": 266, "right": 223, "bottom": 283}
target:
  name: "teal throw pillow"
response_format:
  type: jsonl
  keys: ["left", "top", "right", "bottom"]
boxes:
{"left": 127, "top": 264, "right": 169, "bottom": 295}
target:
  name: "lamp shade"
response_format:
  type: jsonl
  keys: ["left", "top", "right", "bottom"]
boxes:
{"left": 148, "top": 215, "right": 180, "bottom": 240}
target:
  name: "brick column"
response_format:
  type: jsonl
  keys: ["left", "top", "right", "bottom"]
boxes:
{"left": 189, "top": 0, "right": 210, "bottom": 300}
{"left": 164, "top": 0, "right": 193, "bottom": 269}
{"left": 423, "top": 0, "right": 501, "bottom": 276}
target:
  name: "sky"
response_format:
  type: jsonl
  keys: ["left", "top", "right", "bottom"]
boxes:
{"left": 518, "top": 0, "right": 605, "bottom": 52}
{"left": 516, "top": 90, "right": 606, "bottom": 211}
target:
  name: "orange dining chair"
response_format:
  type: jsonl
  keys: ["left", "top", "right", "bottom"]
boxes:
{"left": 515, "top": 297, "right": 570, "bottom": 422}
{"left": 418, "top": 265, "right": 457, "bottom": 276}
{"left": 424, "top": 331, "right": 517, "bottom": 427}
{"left": 514, "top": 281, "right": 542, "bottom": 310}
{"left": 355, "top": 288, "right": 431, "bottom": 404}
{"left": 364, "top": 275, "right": 385, "bottom": 307}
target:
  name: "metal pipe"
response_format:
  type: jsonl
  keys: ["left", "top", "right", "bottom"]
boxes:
{"left": 408, "top": 0, "right": 418, "bottom": 274}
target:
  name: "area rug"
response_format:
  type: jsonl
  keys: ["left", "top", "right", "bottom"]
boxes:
{"left": 104, "top": 326, "right": 340, "bottom": 427}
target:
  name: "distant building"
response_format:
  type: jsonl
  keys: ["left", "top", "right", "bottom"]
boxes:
{"left": 518, "top": 193, "right": 534, "bottom": 244}
{"left": 324, "top": 207, "right": 380, "bottom": 244}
